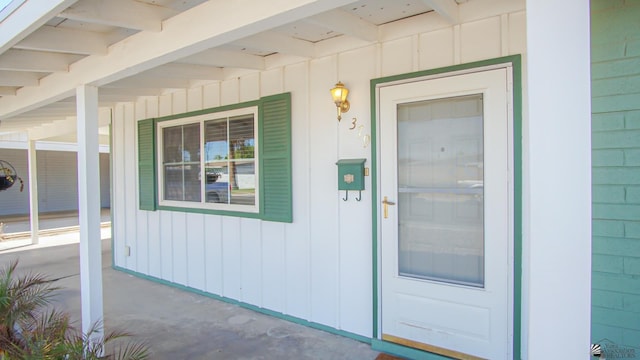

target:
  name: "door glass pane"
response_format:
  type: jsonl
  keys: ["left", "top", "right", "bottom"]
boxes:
{"left": 397, "top": 94, "right": 484, "bottom": 287}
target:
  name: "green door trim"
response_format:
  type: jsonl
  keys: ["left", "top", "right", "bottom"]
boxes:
{"left": 369, "top": 55, "right": 523, "bottom": 359}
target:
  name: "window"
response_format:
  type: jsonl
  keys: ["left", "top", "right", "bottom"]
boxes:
{"left": 158, "top": 107, "right": 259, "bottom": 212}
{"left": 138, "top": 93, "right": 292, "bottom": 223}
{"left": 161, "top": 122, "right": 202, "bottom": 202}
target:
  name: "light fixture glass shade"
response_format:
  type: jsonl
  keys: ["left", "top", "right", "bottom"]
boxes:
{"left": 330, "top": 82, "right": 350, "bottom": 121}
{"left": 331, "top": 82, "right": 349, "bottom": 105}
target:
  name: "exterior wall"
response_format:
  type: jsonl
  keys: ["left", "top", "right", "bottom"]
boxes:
{"left": 0, "top": 148, "right": 111, "bottom": 217}
{"left": 112, "top": 2, "right": 526, "bottom": 338}
{"left": 0, "top": 149, "right": 28, "bottom": 216}
{"left": 591, "top": 0, "right": 640, "bottom": 350}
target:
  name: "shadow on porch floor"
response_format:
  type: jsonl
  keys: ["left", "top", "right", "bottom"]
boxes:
{"left": 0, "top": 233, "right": 382, "bottom": 359}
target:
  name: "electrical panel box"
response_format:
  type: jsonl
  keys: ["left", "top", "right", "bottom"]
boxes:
{"left": 336, "top": 158, "right": 366, "bottom": 191}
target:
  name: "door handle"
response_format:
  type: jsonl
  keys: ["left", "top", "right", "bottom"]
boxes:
{"left": 382, "top": 196, "right": 396, "bottom": 219}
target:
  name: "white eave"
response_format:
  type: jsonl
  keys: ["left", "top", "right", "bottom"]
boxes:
{"left": 0, "top": 0, "right": 473, "bottom": 140}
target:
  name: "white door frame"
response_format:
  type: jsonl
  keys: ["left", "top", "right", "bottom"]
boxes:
{"left": 370, "top": 56, "right": 523, "bottom": 359}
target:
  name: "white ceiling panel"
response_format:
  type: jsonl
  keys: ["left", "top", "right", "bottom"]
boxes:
{"left": 0, "top": 0, "right": 482, "bottom": 137}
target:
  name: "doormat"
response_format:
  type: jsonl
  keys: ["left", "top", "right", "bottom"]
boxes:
{"left": 375, "top": 353, "right": 405, "bottom": 360}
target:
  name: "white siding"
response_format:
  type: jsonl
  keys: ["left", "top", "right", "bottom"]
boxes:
{"left": 0, "top": 149, "right": 28, "bottom": 216}
{"left": 99, "top": 154, "right": 110, "bottom": 208}
{"left": 0, "top": 149, "right": 110, "bottom": 217}
{"left": 112, "top": 104, "right": 127, "bottom": 267}
{"left": 308, "top": 55, "right": 340, "bottom": 328}
{"left": 460, "top": 17, "right": 502, "bottom": 63}
{"left": 39, "top": 151, "right": 79, "bottom": 212}
{"left": 337, "top": 45, "right": 377, "bottom": 336}
{"left": 111, "top": 6, "right": 526, "bottom": 338}
{"left": 186, "top": 213, "right": 206, "bottom": 290}
{"left": 283, "top": 61, "right": 311, "bottom": 319}
{"left": 204, "top": 215, "right": 223, "bottom": 294}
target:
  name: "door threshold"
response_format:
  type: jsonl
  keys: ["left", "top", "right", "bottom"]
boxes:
{"left": 382, "top": 334, "right": 486, "bottom": 360}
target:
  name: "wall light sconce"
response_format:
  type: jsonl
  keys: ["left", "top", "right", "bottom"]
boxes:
{"left": 330, "top": 81, "right": 350, "bottom": 121}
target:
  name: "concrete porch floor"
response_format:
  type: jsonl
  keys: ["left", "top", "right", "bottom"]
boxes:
{"left": 0, "top": 208, "right": 112, "bottom": 234}
{"left": 0, "top": 236, "right": 382, "bottom": 359}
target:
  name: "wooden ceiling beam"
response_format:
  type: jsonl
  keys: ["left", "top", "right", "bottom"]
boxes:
{"left": 179, "top": 49, "right": 265, "bottom": 70}
{"left": 105, "top": 76, "right": 192, "bottom": 89}
{"left": 306, "top": 9, "right": 378, "bottom": 42}
{"left": 59, "top": 0, "right": 173, "bottom": 32}
{"left": 0, "top": 0, "right": 79, "bottom": 54}
{"left": 421, "top": 0, "right": 460, "bottom": 24}
{"left": 0, "top": 87, "right": 18, "bottom": 96}
{"left": 0, "top": 49, "right": 76, "bottom": 72}
{"left": 0, "top": 0, "right": 358, "bottom": 119}
{"left": 15, "top": 26, "right": 108, "bottom": 55}
{"left": 143, "top": 63, "right": 225, "bottom": 80}
{"left": 0, "top": 71, "right": 40, "bottom": 86}
{"left": 234, "top": 31, "right": 316, "bottom": 58}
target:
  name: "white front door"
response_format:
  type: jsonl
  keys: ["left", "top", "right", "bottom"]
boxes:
{"left": 379, "top": 68, "right": 513, "bottom": 359}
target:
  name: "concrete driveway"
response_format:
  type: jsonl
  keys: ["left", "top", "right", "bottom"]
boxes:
{"left": 0, "top": 237, "right": 381, "bottom": 359}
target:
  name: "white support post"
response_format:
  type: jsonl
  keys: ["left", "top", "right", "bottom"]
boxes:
{"left": 76, "top": 84, "right": 104, "bottom": 339}
{"left": 524, "top": 0, "right": 591, "bottom": 359}
{"left": 27, "top": 139, "right": 39, "bottom": 244}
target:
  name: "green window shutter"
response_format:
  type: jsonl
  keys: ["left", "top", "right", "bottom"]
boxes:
{"left": 259, "top": 93, "right": 292, "bottom": 223}
{"left": 138, "top": 118, "right": 157, "bottom": 211}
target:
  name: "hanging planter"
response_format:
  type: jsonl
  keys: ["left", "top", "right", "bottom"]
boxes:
{"left": 0, "top": 160, "right": 24, "bottom": 192}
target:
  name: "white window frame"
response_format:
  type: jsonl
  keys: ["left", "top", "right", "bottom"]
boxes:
{"left": 156, "top": 106, "right": 260, "bottom": 213}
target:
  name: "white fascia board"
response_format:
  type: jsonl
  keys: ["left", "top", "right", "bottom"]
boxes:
{"left": 0, "top": 140, "right": 109, "bottom": 153}
{"left": 0, "top": 0, "right": 26, "bottom": 23}
{"left": 0, "top": 0, "right": 358, "bottom": 120}
{"left": 0, "top": 132, "right": 28, "bottom": 144}
{"left": 0, "top": 0, "right": 79, "bottom": 54}
{"left": 0, "top": 139, "right": 29, "bottom": 149}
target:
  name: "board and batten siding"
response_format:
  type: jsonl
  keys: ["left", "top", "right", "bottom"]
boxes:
{"left": 111, "top": 3, "right": 526, "bottom": 338}
{"left": 591, "top": 0, "right": 640, "bottom": 349}
{"left": 0, "top": 149, "right": 110, "bottom": 217}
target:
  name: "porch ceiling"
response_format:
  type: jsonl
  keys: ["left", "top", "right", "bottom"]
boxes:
{"left": 0, "top": 0, "right": 468, "bottom": 140}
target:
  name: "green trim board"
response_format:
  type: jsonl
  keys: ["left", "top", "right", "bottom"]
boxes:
{"left": 511, "top": 55, "right": 523, "bottom": 360}
{"left": 112, "top": 265, "right": 370, "bottom": 345}
{"left": 369, "top": 55, "right": 523, "bottom": 359}
{"left": 156, "top": 205, "right": 263, "bottom": 219}
{"left": 137, "top": 93, "right": 292, "bottom": 223}
{"left": 153, "top": 100, "right": 261, "bottom": 123}
{"left": 137, "top": 118, "right": 156, "bottom": 211}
